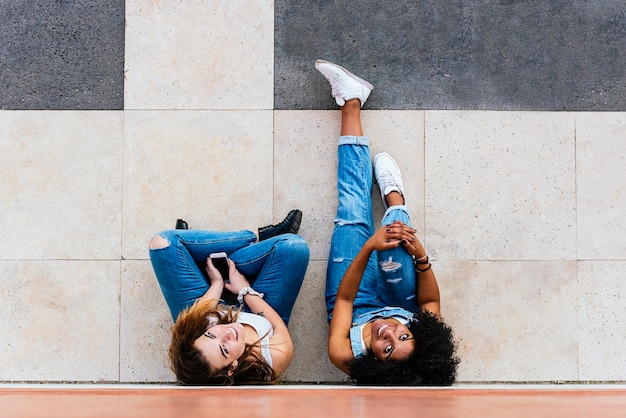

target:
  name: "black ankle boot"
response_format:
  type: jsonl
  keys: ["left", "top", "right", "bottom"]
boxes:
{"left": 175, "top": 219, "right": 189, "bottom": 230}
{"left": 258, "top": 209, "right": 302, "bottom": 241}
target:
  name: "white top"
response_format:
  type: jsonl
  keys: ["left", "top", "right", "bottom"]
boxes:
{"left": 236, "top": 311, "right": 274, "bottom": 367}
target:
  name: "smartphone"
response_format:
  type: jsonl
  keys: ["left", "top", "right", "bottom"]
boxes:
{"left": 209, "top": 252, "right": 230, "bottom": 283}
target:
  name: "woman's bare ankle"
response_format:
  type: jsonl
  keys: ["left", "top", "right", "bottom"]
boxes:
{"left": 340, "top": 99, "right": 363, "bottom": 136}
{"left": 385, "top": 191, "right": 404, "bottom": 207}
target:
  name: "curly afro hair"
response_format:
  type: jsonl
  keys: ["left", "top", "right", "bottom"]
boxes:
{"left": 349, "top": 310, "right": 459, "bottom": 386}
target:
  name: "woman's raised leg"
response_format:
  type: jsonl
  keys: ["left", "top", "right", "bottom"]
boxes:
{"left": 325, "top": 100, "right": 381, "bottom": 319}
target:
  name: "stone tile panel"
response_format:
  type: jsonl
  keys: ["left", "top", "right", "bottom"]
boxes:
{"left": 438, "top": 260, "right": 579, "bottom": 382}
{"left": 0, "top": 260, "right": 120, "bottom": 381}
{"left": 425, "top": 111, "right": 576, "bottom": 261}
{"left": 0, "top": 111, "right": 123, "bottom": 260}
{"left": 576, "top": 113, "right": 626, "bottom": 260}
{"left": 125, "top": 0, "right": 274, "bottom": 110}
{"left": 122, "top": 110, "right": 274, "bottom": 260}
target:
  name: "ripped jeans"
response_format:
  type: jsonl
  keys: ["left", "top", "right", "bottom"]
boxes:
{"left": 149, "top": 229, "right": 310, "bottom": 325}
{"left": 325, "top": 136, "right": 419, "bottom": 322}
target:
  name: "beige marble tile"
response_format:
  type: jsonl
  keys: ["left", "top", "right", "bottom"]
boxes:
{"left": 125, "top": 0, "right": 274, "bottom": 110}
{"left": 120, "top": 260, "right": 175, "bottom": 383}
{"left": 576, "top": 113, "right": 626, "bottom": 260}
{"left": 436, "top": 260, "right": 578, "bottom": 382}
{"left": 0, "top": 111, "right": 123, "bottom": 260}
{"left": 0, "top": 260, "right": 120, "bottom": 381}
{"left": 282, "top": 260, "right": 348, "bottom": 383}
{"left": 579, "top": 261, "right": 626, "bottom": 381}
{"left": 122, "top": 110, "right": 273, "bottom": 260}
{"left": 425, "top": 111, "right": 577, "bottom": 261}
{"left": 273, "top": 110, "right": 339, "bottom": 261}
{"left": 274, "top": 110, "right": 425, "bottom": 261}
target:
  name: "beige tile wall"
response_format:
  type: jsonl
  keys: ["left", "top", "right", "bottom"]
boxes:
{"left": 1, "top": 0, "right": 624, "bottom": 384}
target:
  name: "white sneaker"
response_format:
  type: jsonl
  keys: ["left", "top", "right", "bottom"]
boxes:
{"left": 374, "top": 152, "right": 405, "bottom": 209}
{"left": 315, "top": 59, "right": 374, "bottom": 108}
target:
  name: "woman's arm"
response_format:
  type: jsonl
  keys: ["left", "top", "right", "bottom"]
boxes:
{"left": 240, "top": 292, "right": 293, "bottom": 375}
{"left": 328, "top": 239, "right": 373, "bottom": 373}
{"left": 413, "top": 261, "right": 441, "bottom": 318}
{"left": 223, "top": 260, "right": 293, "bottom": 375}
{"left": 328, "top": 224, "right": 408, "bottom": 373}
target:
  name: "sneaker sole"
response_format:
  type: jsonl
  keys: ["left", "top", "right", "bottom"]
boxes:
{"left": 315, "top": 59, "right": 374, "bottom": 91}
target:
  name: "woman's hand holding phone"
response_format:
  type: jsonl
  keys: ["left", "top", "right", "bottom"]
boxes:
{"left": 207, "top": 253, "right": 250, "bottom": 296}
{"left": 222, "top": 262, "right": 250, "bottom": 296}
{"left": 209, "top": 252, "right": 230, "bottom": 283}
{"left": 206, "top": 253, "right": 229, "bottom": 299}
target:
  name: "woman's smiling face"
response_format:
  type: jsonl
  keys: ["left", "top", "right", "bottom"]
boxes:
{"left": 369, "top": 319, "right": 415, "bottom": 361}
{"left": 194, "top": 322, "right": 246, "bottom": 374}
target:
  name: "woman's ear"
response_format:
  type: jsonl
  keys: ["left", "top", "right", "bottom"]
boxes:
{"left": 227, "top": 360, "right": 239, "bottom": 376}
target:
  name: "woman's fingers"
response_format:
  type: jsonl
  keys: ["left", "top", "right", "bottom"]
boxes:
{"left": 384, "top": 222, "right": 417, "bottom": 242}
{"left": 205, "top": 258, "right": 225, "bottom": 284}
{"left": 381, "top": 222, "right": 427, "bottom": 256}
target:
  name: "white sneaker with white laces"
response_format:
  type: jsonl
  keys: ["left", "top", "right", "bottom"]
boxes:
{"left": 315, "top": 59, "right": 374, "bottom": 108}
{"left": 374, "top": 152, "right": 405, "bottom": 209}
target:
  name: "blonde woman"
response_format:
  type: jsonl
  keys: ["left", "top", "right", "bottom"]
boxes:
{"left": 149, "top": 212, "right": 309, "bottom": 385}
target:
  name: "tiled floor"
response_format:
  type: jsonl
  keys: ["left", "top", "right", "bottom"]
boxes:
{"left": 1, "top": 1, "right": 625, "bottom": 385}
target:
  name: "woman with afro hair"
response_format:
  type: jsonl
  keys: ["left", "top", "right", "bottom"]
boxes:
{"left": 316, "top": 59, "right": 460, "bottom": 385}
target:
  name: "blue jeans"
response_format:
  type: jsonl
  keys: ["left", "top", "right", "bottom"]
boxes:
{"left": 149, "top": 229, "right": 310, "bottom": 325}
{"left": 325, "top": 136, "right": 419, "bottom": 322}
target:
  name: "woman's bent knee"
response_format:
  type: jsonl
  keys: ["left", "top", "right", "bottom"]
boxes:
{"left": 150, "top": 234, "right": 170, "bottom": 250}
{"left": 276, "top": 234, "right": 310, "bottom": 257}
{"left": 290, "top": 235, "right": 311, "bottom": 260}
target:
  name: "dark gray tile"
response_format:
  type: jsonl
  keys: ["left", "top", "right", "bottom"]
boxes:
{"left": 275, "top": 0, "right": 626, "bottom": 110}
{"left": 0, "top": 0, "right": 124, "bottom": 110}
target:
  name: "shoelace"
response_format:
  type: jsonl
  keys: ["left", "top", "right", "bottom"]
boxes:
{"left": 377, "top": 170, "right": 400, "bottom": 191}
{"left": 330, "top": 82, "right": 345, "bottom": 99}
{"left": 323, "top": 72, "right": 349, "bottom": 99}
